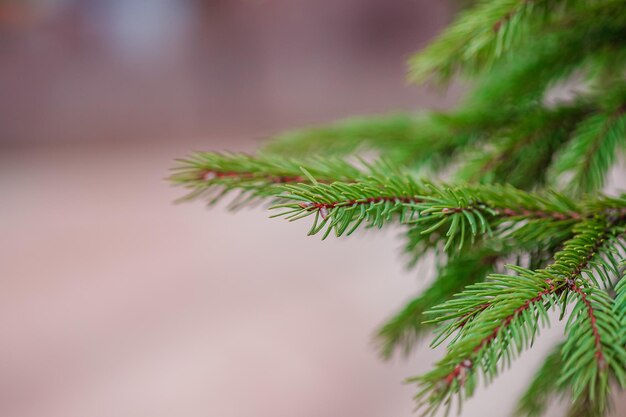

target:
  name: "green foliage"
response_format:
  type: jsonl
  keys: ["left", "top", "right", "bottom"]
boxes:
{"left": 411, "top": 265, "right": 561, "bottom": 415}
{"left": 271, "top": 173, "right": 424, "bottom": 239}
{"left": 552, "top": 110, "right": 626, "bottom": 195}
{"left": 171, "top": 0, "right": 626, "bottom": 416}
{"left": 615, "top": 263, "right": 626, "bottom": 326}
{"left": 465, "top": 9, "right": 626, "bottom": 110}
{"left": 170, "top": 152, "right": 368, "bottom": 208}
{"left": 271, "top": 179, "right": 583, "bottom": 250}
{"left": 408, "top": 0, "right": 559, "bottom": 83}
{"left": 560, "top": 285, "right": 626, "bottom": 415}
{"left": 409, "top": 0, "right": 626, "bottom": 85}
{"left": 456, "top": 104, "right": 588, "bottom": 189}
{"left": 410, "top": 217, "right": 621, "bottom": 415}
{"left": 263, "top": 111, "right": 505, "bottom": 171}
{"left": 263, "top": 113, "right": 432, "bottom": 158}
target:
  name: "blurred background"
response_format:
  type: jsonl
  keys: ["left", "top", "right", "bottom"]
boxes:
{"left": 2, "top": 1, "right": 624, "bottom": 417}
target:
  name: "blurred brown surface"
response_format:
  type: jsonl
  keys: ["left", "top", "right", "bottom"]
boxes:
{"left": 0, "top": 0, "right": 458, "bottom": 145}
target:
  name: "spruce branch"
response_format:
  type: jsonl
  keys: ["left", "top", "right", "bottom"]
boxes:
{"left": 169, "top": 152, "right": 368, "bottom": 208}
{"left": 411, "top": 217, "right": 624, "bottom": 415}
{"left": 466, "top": 3, "right": 626, "bottom": 111}
{"left": 411, "top": 268, "right": 562, "bottom": 416}
{"left": 560, "top": 283, "right": 626, "bottom": 415}
{"left": 408, "top": 0, "right": 558, "bottom": 83}
{"left": 272, "top": 177, "right": 583, "bottom": 248}
{"left": 410, "top": 0, "right": 626, "bottom": 86}
{"left": 271, "top": 178, "right": 425, "bottom": 239}
{"left": 262, "top": 111, "right": 508, "bottom": 171}
{"left": 262, "top": 113, "right": 435, "bottom": 158}
{"left": 554, "top": 260, "right": 626, "bottom": 417}
{"left": 552, "top": 108, "right": 626, "bottom": 196}
{"left": 172, "top": 1, "right": 626, "bottom": 415}
{"left": 457, "top": 104, "right": 589, "bottom": 189}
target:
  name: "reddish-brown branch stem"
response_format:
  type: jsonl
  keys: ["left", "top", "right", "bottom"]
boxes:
{"left": 299, "top": 197, "right": 422, "bottom": 219}
{"left": 568, "top": 283, "right": 607, "bottom": 369}
{"left": 196, "top": 170, "right": 622, "bottom": 223}
{"left": 474, "top": 284, "right": 556, "bottom": 353}
{"left": 200, "top": 170, "right": 313, "bottom": 184}
{"left": 493, "top": 207, "right": 581, "bottom": 220}
{"left": 441, "top": 206, "right": 580, "bottom": 220}
{"left": 301, "top": 199, "right": 584, "bottom": 222}
{"left": 299, "top": 196, "right": 421, "bottom": 210}
{"left": 443, "top": 283, "right": 558, "bottom": 386}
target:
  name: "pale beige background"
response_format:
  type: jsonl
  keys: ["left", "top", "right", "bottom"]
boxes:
{"left": 1, "top": 1, "right": 625, "bottom": 417}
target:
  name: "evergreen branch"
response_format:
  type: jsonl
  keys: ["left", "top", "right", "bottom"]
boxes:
{"left": 169, "top": 152, "right": 368, "bottom": 208}
{"left": 272, "top": 179, "right": 583, "bottom": 245}
{"left": 263, "top": 111, "right": 506, "bottom": 171}
{"left": 410, "top": 0, "right": 626, "bottom": 87}
{"left": 559, "top": 283, "right": 626, "bottom": 415}
{"left": 556, "top": 261, "right": 626, "bottom": 417}
{"left": 552, "top": 108, "right": 626, "bottom": 196}
{"left": 172, "top": 1, "right": 626, "bottom": 414}
{"left": 272, "top": 178, "right": 425, "bottom": 239}
{"left": 411, "top": 270, "right": 562, "bottom": 416}
{"left": 375, "top": 251, "right": 497, "bottom": 359}
{"left": 411, "top": 217, "right": 620, "bottom": 415}
{"left": 457, "top": 104, "right": 588, "bottom": 189}
{"left": 411, "top": 184, "right": 580, "bottom": 251}
{"left": 466, "top": 5, "right": 626, "bottom": 111}
{"left": 565, "top": 285, "right": 608, "bottom": 369}
{"left": 543, "top": 217, "right": 615, "bottom": 285}
{"left": 408, "top": 0, "right": 558, "bottom": 83}
{"left": 263, "top": 113, "right": 433, "bottom": 158}
{"left": 514, "top": 342, "right": 565, "bottom": 417}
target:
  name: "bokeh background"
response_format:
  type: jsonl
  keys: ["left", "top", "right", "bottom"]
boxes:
{"left": 2, "top": 1, "right": 624, "bottom": 417}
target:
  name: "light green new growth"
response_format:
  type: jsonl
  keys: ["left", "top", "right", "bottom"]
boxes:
{"left": 171, "top": 1, "right": 626, "bottom": 416}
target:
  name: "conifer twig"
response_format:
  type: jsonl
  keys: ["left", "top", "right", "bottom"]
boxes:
{"left": 171, "top": 1, "right": 626, "bottom": 415}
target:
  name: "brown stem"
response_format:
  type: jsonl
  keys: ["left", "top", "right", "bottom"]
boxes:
{"left": 441, "top": 205, "right": 580, "bottom": 220}
{"left": 492, "top": 207, "right": 581, "bottom": 220}
{"left": 443, "top": 282, "right": 558, "bottom": 386}
{"left": 568, "top": 283, "right": 607, "bottom": 369}
{"left": 200, "top": 170, "right": 313, "bottom": 184}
